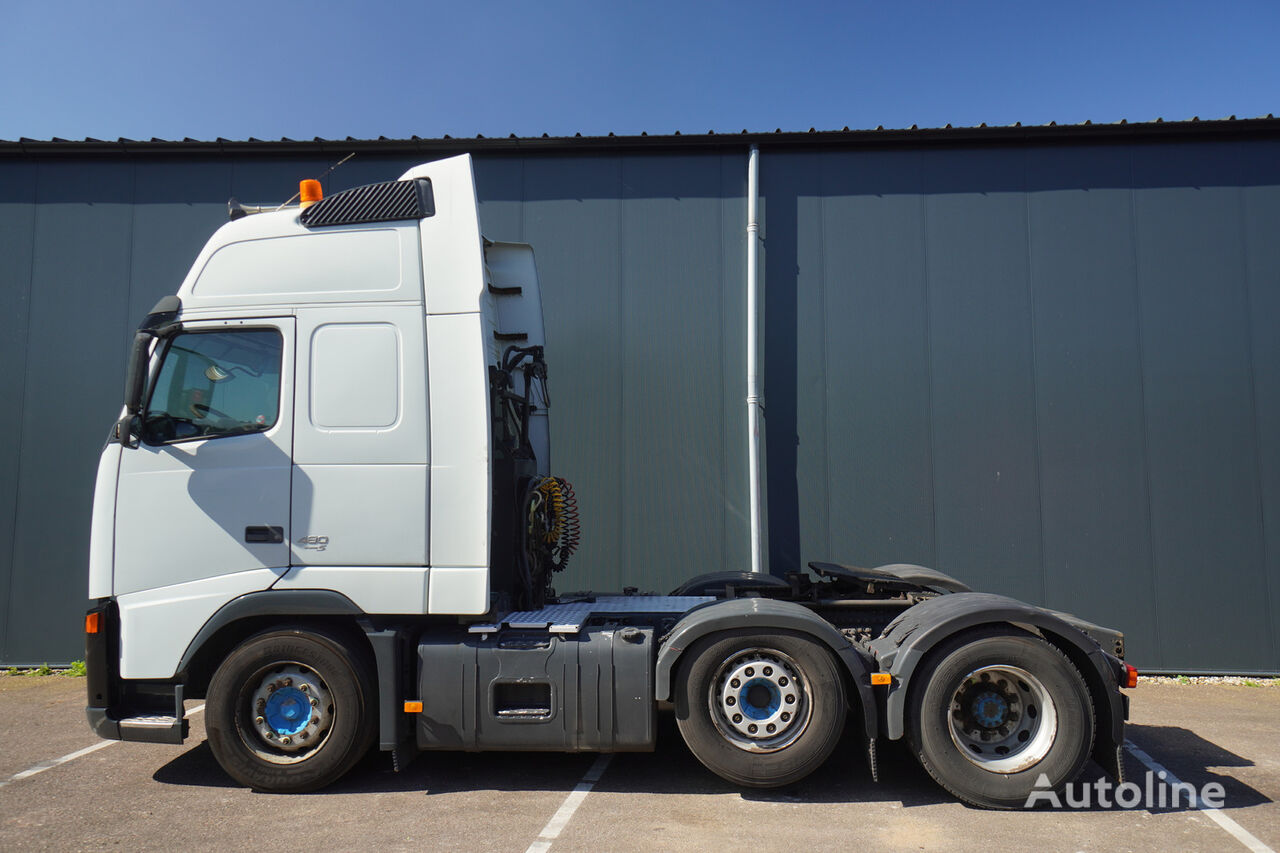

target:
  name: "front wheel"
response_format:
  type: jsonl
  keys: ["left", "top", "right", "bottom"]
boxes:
{"left": 675, "top": 630, "right": 846, "bottom": 788}
{"left": 205, "top": 626, "right": 377, "bottom": 793}
{"left": 906, "top": 629, "right": 1095, "bottom": 809}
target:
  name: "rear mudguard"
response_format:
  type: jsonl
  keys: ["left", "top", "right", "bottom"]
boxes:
{"left": 868, "top": 592, "right": 1128, "bottom": 780}
{"left": 655, "top": 597, "right": 879, "bottom": 740}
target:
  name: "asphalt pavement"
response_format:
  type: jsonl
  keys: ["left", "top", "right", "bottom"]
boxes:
{"left": 1, "top": 674, "right": 1277, "bottom": 852}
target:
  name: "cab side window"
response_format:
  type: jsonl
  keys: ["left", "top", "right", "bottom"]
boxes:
{"left": 142, "top": 329, "right": 282, "bottom": 444}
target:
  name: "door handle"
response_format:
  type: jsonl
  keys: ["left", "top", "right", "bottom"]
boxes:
{"left": 245, "top": 525, "right": 284, "bottom": 544}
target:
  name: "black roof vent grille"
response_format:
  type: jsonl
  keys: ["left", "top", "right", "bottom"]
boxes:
{"left": 300, "top": 178, "right": 435, "bottom": 227}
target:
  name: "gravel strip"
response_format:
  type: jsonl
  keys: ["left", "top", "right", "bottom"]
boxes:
{"left": 1140, "top": 675, "right": 1280, "bottom": 686}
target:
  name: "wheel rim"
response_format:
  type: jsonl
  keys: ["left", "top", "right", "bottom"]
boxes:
{"left": 947, "top": 664, "right": 1057, "bottom": 773}
{"left": 239, "top": 661, "right": 335, "bottom": 763}
{"left": 708, "top": 648, "right": 811, "bottom": 753}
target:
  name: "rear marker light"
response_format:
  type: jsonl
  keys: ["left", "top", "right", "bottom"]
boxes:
{"left": 1124, "top": 664, "right": 1139, "bottom": 689}
{"left": 85, "top": 612, "right": 100, "bottom": 634}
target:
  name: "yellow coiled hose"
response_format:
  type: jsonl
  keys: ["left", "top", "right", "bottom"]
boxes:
{"left": 528, "top": 476, "right": 581, "bottom": 571}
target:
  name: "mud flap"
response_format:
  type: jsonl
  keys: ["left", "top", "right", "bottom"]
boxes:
{"left": 1096, "top": 743, "right": 1125, "bottom": 784}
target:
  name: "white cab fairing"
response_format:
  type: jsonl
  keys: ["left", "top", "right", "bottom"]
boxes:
{"left": 100, "top": 154, "right": 541, "bottom": 625}
{"left": 117, "top": 568, "right": 280, "bottom": 678}
{"left": 88, "top": 441, "right": 122, "bottom": 599}
{"left": 400, "top": 156, "right": 487, "bottom": 316}
{"left": 272, "top": 565, "right": 430, "bottom": 614}
{"left": 176, "top": 217, "right": 422, "bottom": 314}
{"left": 407, "top": 155, "right": 499, "bottom": 612}
{"left": 484, "top": 241, "right": 551, "bottom": 474}
{"left": 424, "top": 312, "right": 492, "bottom": 606}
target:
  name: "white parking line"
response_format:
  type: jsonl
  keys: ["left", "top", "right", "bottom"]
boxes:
{"left": 1125, "top": 739, "right": 1274, "bottom": 853}
{"left": 524, "top": 754, "right": 613, "bottom": 853}
{"left": 0, "top": 740, "right": 118, "bottom": 788}
{"left": 0, "top": 704, "right": 205, "bottom": 790}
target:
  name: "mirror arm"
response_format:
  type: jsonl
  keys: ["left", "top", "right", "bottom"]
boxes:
{"left": 120, "top": 320, "right": 181, "bottom": 447}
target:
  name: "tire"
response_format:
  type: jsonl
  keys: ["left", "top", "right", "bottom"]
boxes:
{"left": 205, "top": 626, "right": 377, "bottom": 793}
{"left": 905, "top": 629, "right": 1094, "bottom": 809}
{"left": 674, "top": 630, "right": 846, "bottom": 788}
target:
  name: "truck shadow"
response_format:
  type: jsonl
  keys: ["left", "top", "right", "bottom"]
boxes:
{"left": 152, "top": 715, "right": 950, "bottom": 806}
{"left": 1123, "top": 723, "right": 1273, "bottom": 811}
{"left": 156, "top": 719, "right": 1267, "bottom": 813}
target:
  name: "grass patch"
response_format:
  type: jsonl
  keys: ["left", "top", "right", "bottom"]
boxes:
{"left": 0, "top": 662, "right": 86, "bottom": 677}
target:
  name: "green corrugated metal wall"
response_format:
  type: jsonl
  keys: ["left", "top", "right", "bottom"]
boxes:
{"left": 0, "top": 133, "right": 1277, "bottom": 672}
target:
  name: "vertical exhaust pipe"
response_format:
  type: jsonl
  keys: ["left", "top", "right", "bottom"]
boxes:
{"left": 746, "top": 145, "right": 765, "bottom": 573}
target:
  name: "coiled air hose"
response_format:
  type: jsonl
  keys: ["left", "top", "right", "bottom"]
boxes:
{"left": 532, "top": 476, "right": 581, "bottom": 572}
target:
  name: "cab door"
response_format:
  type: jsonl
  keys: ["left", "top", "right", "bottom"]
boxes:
{"left": 112, "top": 318, "right": 294, "bottom": 596}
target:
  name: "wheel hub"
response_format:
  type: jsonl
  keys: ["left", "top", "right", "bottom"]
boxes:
{"left": 947, "top": 665, "right": 1057, "bottom": 773}
{"left": 965, "top": 687, "right": 1013, "bottom": 730}
{"left": 250, "top": 665, "right": 333, "bottom": 753}
{"left": 711, "top": 650, "right": 809, "bottom": 753}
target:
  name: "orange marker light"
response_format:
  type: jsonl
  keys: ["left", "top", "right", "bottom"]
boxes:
{"left": 403, "top": 700, "right": 423, "bottom": 713}
{"left": 1124, "top": 664, "right": 1139, "bottom": 689}
{"left": 299, "top": 179, "right": 323, "bottom": 209}
{"left": 870, "top": 673, "right": 892, "bottom": 686}
{"left": 85, "top": 612, "right": 100, "bottom": 634}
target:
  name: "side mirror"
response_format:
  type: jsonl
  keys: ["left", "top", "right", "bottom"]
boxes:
{"left": 114, "top": 413, "right": 141, "bottom": 448}
{"left": 120, "top": 332, "right": 152, "bottom": 447}
{"left": 120, "top": 296, "right": 182, "bottom": 448}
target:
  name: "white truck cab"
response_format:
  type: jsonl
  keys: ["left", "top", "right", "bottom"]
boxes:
{"left": 91, "top": 155, "right": 549, "bottom": 679}
{"left": 86, "top": 155, "right": 1134, "bottom": 808}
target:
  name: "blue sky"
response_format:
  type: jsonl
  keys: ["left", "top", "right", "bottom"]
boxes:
{"left": 2, "top": 0, "right": 1276, "bottom": 141}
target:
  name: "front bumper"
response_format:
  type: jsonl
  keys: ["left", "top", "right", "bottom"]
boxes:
{"left": 85, "top": 599, "right": 188, "bottom": 745}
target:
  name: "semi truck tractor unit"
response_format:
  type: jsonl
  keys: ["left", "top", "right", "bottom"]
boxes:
{"left": 84, "top": 154, "right": 1134, "bottom": 809}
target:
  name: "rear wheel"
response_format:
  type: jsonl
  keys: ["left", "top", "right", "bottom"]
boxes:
{"left": 675, "top": 630, "right": 846, "bottom": 787}
{"left": 205, "top": 626, "right": 376, "bottom": 792}
{"left": 906, "top": 629, "right": 1094, "bottom": 809}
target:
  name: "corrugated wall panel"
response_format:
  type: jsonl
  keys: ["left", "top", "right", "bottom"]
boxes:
{"left": 765, "top": 139, "right": 1279, "bottom": 672}
{"left": 760, "top": 150, "right": 823, "bottom": 574}
{"left": 716, "top": 154, "right": 751, "bottom": 579}
{"left": 477, "top": 152, "right": 748, "bottom": 594}
{"left": 1133, "top": 143, "right": 1273, "bottom": 671}
{"left": 518, "top": 155, "right": 628, "bottom": 591}
{"left": 475, "top": 155, "right": 527, "bottom": 239}
{"left": 6, "top": 162, "right": 135, "bottom": 664}
{"left": 820, "top": 151, "right": 935, "bottom": 570}
{"left": 0, "top": 162, "right": 37, "bottom": 662}
{"left": 1242, "top": 145, "right": 1280, "bottom": 675}
{"left": 618, "top": 154, "right": 739, "bottom": 590}
{"left": 1024, "top": 145, "right": 1160, "bottom": 665}
{"left": 924, "top": 149, "right": 1045, "bottom": 605}
{"left": 0, "top": 140, "right": 1277, "bottom": 671}
{"left": 129, "top": 160, "right": 233, "bottom": 325}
